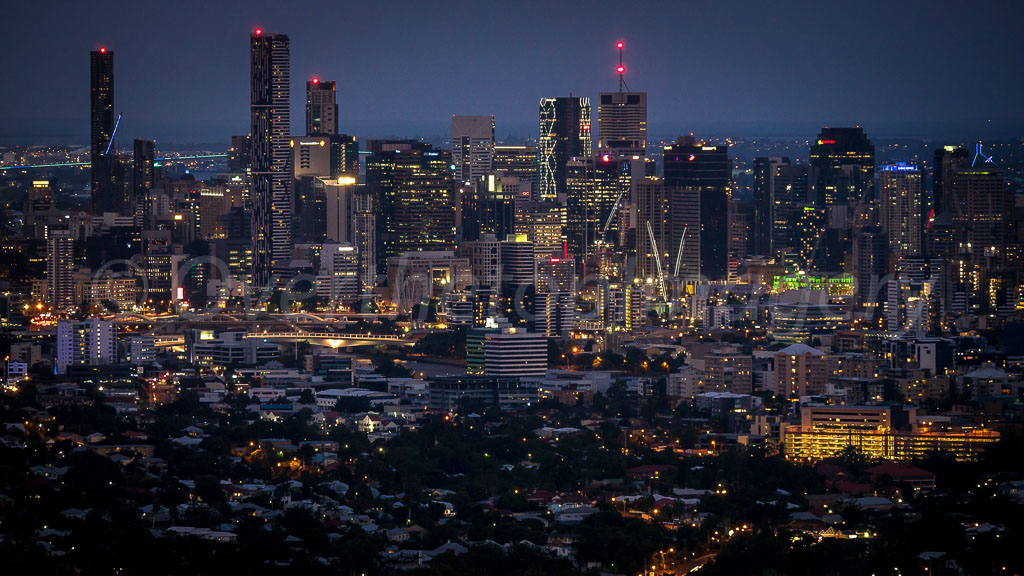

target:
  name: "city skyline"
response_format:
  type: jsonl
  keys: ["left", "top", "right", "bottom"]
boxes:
{"left": 3, "top": 0, "right": 1024, "bottom": 144}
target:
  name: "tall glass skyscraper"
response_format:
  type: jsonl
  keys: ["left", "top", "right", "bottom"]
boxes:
{"left": 249, "top": 29, "right": 291, "bottom": 287}
{"left": 90, "top": 48, "right": 115, "bottom": 214}
{"left": 538, "top": 97, "right": 591, "bottom": 200}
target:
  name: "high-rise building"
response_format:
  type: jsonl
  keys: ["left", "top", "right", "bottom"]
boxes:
{"left": 318, "top": 244, "right": 359, "bottom": 304}
{"left": 932, "top": 145, "right": 969, "bottom": 218}
{"left": 538, "top": 97, "right": 592, "bottom": 200}
{"left": 47, "top": 230, "right": 76, "bottom": 311}
{"left": 950, "top": 163, "right": 1009, "bottom": 265}
{"left": 727, "top": 200, "right": 755, "bottom": 265}
{"left": 249, "top": 29, "right": 291, "bottom": 286}
{"left": 56, "top": 318, "right": 117, "bottom": 375}
{"left": 305, "top": 78, "right": 337, "bottom": 135}
{"left": 948, "top": 159, "right": 1011, "bottom": 313}
{"left": 463, "top": 174, "right": 518, "bottom": 242}
{"left": 227, "top": 135, "right": 252, "bottom": 174}
{"left": 598, "top": 91, "right": 647, "bottom": 159}
{"left": 663, "top": 137, "right": 731, "bottom": 281}
{"left": 90, "top": 48, "right": 115, "bottom": 215}
{"left": 752, "top": 157, "right": 788, "bottom": 257}
{"left": 565, "top": 156, "right": 626, "bottom": 259}
{"left": 514, "top": 201, "right": 565, "bottom": 258}
{"left": 853, "top": 226, "right": 889, "bottom": 310}
{"left": 492, "top": 145, "right": 538, "bottom": 196}
{"left": 132, "top": 139, "right": 156, "bottom": 225}
{"left": 466, "top": 327, "right": 548, "bottom": 379}
{"left": 809, "top": 127, "right": 875, "bottom": 207}
{"left": 452, "top": 115, "right": 494, "bottom": 183}
{"left": 534, "top": 256, "right": 576, "bottom": 337}
{"left": 366, "top": 141, "right": 456, "bottom": 266}
{"left": 879, "top": 163, "right": 923, "bottom": 270}
{"left": 500, "top": 235, "right": 536, "bottom": 326}
{"left": 771, "top": 164, "right": 810, "bottom": 259}
{"left": 636, "top": 177, "right": 669, "bottom": 283}
{"left": 330, "top": 134, "right": 360, "bottom": 178}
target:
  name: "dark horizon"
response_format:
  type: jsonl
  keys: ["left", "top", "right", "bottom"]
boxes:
{"left": 2, "top": 0, "right": 1023, "bottom": 146}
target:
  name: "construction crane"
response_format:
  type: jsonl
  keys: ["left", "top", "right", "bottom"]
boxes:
{"left": 673, "top": 224, "right": 688, "bottom": 278}
{"left": 601, "top": 188, "right": 627, "bottom": 237}
{"left": 646, "top": 221, "right": 667, "bottom": 303}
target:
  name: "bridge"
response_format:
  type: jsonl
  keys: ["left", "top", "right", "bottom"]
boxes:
{"left": 0, "top": 153, "right": 229, "bottom": 171}
{"left": 242, "top": 332, "right": 411, "bottom": 348}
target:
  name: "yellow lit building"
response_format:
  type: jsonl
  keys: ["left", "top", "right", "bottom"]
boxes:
{"left": 783, "top": 405, "right": 998, "bottom": 462}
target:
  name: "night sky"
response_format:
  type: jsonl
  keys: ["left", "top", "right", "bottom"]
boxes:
{"left": 2, "top": 0, "right": 1022, "bottom": 145}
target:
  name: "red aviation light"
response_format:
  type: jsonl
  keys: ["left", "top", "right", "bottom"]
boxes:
{"left": 616, "top": 65, "right": 625, "bottom": 74}
{"left": 616, "top": 42, "right": 623, "bottom": 49}
{"left": 312, "top": 77, "right": 319, "bottom": 84}
{"left": 100, "top": 47, "right": 107, "bottom": 53}
{"left": 254, "top": 28, "right": 263, "bottom": 36}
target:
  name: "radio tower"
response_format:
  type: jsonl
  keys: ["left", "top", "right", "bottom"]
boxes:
{"left": 616, "top": 41, "right": 629, "bottom": 92}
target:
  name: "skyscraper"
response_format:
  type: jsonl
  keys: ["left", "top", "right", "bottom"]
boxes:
{"left": 463, "top": 174, "right": 518, "bottom": 242}
{"left": 249, "top": 29, "right": 291, "bottom": 286}
{"left": 879, "top": 163, "right": 923, "bottom": 270}
{"left": 663, "top": 137, "right": 731, "bottom": 281}
{"left": 47, "top": 229, "right": 75, "bottom": 311}
{"left": 492, "top": 145, "right": 539, "bottom": 196}
{"left": 565, "top": 156, "right": 625, "bottom": 259}
{"left": 597, "top": 91, "right": 647, "bottom": 159}
{"left": 752, "top": 157, "right": 788, "bottom": 257}
{"left": 636, "top": 177, "right": 669, "bottom": 283}
{"left": 305, "top": 78, "right": 338, "bottom": 135}
{"left": 539, "top": 97, "right": 592, "bottom": 200}
{"left": 452, "top": 115, "right": 495, "bottom": 184}
{"left": 366, "top": 141, "right": 456, "bottom": 266}
{"left": 90, "top": 48, "right": 115, "bottom": 215}
{"left": 932, "top": 145, "right": 969, "bottom": 218}
{"left": 132, "top": 139, "right": 155, "bottom": 225}
{"left": 809, "top": 127, "right": 875, "bottom": 207}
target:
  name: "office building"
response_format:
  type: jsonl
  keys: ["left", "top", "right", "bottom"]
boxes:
{"left": 305, "top": 78, "right": 337, "bottom": 135}
{"left": 663, "top": 137, "right": 730, "bottom": 280}
{"left": 752, "top": 157, "right": 788, "bottom": 257}
{"left": 514, "top": 201, "right": 565, "bottom": 258}
{"left": 598, "top": 91, "right": 647, "bottom": 159}
{"left": 466, "top": 327, "right": 548, "bottom": 379}
{"left": 462, "top": 174, "right": 518, "bottom": 242}
{"left": 91, "top": 48, "right": 115, "bottom": 215}
{"left": 565, "top": 156, "right": 625, "bottom": 259}
{"left": 500, "top": 235, "right": 536, "bottom": 326}
{"left": 451, "top": 115, "right": 494, "bottom": 183}
{"left": 492, "top": 145, "right": 538, "bottom": 195}
{"left": 318, "top": 244, "right": 360, "bottom": 304}
{"left": 783, "top": 404, "right": 998, "bottom": 462}
{"left": 538, "top": 96, "right": 592, "bottom": 200}
{"left": 809, "top": 127, "right": 875, "bottom": 207}
{"left": 366, "top": 141, "right": 456, "bottom": 268}
{"left": 56, "top": 318, "right": 117, "bottom": 375}
{"left": 636, "top": 176, "right": 669, "bottom": 283}
{"left": 249, "top": 29, "right": 291, "bottom": 286}
{"left": 429, "top": 376, "right": 539, "bottom": 412}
